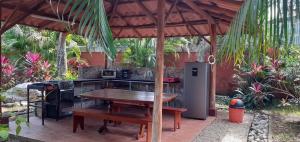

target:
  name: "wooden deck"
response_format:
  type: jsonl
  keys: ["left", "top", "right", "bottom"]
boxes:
{"left": 9, "top": 113, "right": 215, "bottom": 142}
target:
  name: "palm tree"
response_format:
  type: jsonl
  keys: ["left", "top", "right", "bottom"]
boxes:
{"left": 219, "top": 0, "right": 300, "bottom": 64}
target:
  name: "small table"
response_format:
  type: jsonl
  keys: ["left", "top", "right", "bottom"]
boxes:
{"left": 80, "top": 89, "right": 177, "bottom": 133}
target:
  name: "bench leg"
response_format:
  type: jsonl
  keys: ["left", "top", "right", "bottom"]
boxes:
{"left": 73, "top": 115, "right": 83, "bottom": 133}
{"left": 146, "top": 122, "right": 152, "bottom": 142}
{"left": 73, "top": 115, "right": 84, "bottom": 133}
{"left": 174, "top": 112, "right": 181, "bottom": 130}
{"left": 98, "top": 120, "right": 109, "bottom": 134}
{"left": 73, "top": 116, "right": 77, "bottom": 133}
{"left": 137, "top": 124, "right": 145, "bottom": 140}
{"left": 79, "top": 117, "right": 84, "bottom": 130}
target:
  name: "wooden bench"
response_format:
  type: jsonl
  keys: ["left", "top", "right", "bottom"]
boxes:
{"left": 111, "top": 102, "right": 187, "bottom": 131}
{"left": 161, "top": 107, "right": 187, "bottom": 131}
{"left": 73, "top": 108, "right": 152, "bottom": 142}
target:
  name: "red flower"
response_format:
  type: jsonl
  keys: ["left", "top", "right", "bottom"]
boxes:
{"left": 25, "top": 52, "right": 41, "bottom": 63}
{"left": 250, "top": 82, "right": 262, "bottom": 93}
{"left": 1, "top": 56, "right": 9, "bottom": 65}
{"left": 271, "top": 59, "right": 280, "bottom": 70}
{"left": 3, "top": 64, "right": 15, "bottom": 76}
{"left": 42, "top": 60, "right": 51, "bottom": 69}
{"left": 250, "top": 63, "right": 263, "bottom": 76}
{"left": 26, "top": 68, "right": 34, "bottom": 77}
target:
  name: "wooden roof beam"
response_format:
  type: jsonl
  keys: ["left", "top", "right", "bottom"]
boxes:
{"left": 0, "top": 1, "right": 46, "bottom": 34}
{"left": 176, "top": 6, "right": 211, "bottom": 44}
{"left": 174, "top": 3, "right": 232, "bottom": 25}
{"left": 108, "top": 0, "right": 119, "bottom": 22}
{"left": 176, "top": 7, "right": 195, "bottom": 35}
{"left": 165, "top": 0, "right": 178, "bottom": 22}
{"left": 181, "top": 0, "right": 216, "bottom": 24}
{"left": 115, "top": 11, "right": 142, "bottom": 37}
{"left": 110, "top": 19, "right": 208, "bottom": 29}
{"left": 135, "top": 0, "right": 157, "bottom": 24}
{"left": 216, "top": 23, "right": 224, "bottom": 35}
{"left": 38, "top": 20, "right": 55, "bottom": 31}
{"left": 1, "top": 3, "right": 81, "bottom": 24}
{"left": 1, "top": 6, "right": 18, "bottom": 30}
{"left": 200, "top": 0, "right": 243, "bottom": 10}
{"left": 193, "top": 1, "right": 236, "bottom": 17}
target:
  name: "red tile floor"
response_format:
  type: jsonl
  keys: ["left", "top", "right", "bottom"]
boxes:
{"left": 9, "top": 114, "right": 215, "bottom": 142}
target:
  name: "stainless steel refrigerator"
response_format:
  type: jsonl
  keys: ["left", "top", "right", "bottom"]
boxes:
{"left": 183, "top": 62, "right": 210, "bottom": 120}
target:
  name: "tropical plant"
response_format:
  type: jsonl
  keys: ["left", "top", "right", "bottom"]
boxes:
{"left": 122, "top": 38, "right": 156, "bottom": 68}
{"left": 66, "top": 34, "right": 87, "bottom": 46}
{"left": 22, "top": 52, "right": 52, "bottom": 82}
{"left": 219, "top": 0, "right": 300, "bottom": 64}
{"left": 235, "top": 82, "right": 273, "bottom": 109}
{"left": 67, "top": 57, "right": 89, "bottom": 80}
{"left": 278, "top": 45, "right": 300, "bottom": 97}
{"left": 0, "top": 56, "right": 16, "bottom": 91}
{"left": 65, "top": 69, "right": 79, "bottom": 80}
{"left": 234, "top": 55, "right": 300, "bottom": 108}
{"left": 0, "top": 55, "right": 27, "bottom": 141}
{"left": 2, "top": 25, "right": 58, "bottom": 64}
{"left": 119, "top": 38, "right": 190, "bottom": 68}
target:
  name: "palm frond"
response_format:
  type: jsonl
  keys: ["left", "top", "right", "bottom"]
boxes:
{"left": 52, "top": 0, "right": 116, "bottom": 60}
{"left": 219, "top": 0, "right": 300, "bottom": 64}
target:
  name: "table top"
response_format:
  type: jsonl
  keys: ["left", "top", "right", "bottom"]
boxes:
{"left": 80, "top": 89, "right": 177, "bottom": 104}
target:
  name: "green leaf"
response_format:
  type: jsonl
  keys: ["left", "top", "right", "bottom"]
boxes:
{"left": 59, "top": 0, "right": 116, "bottom": 60}
{"left": 219, "top": 0, "right": 300, "bottom": 65}
{"left": 16, "top": 125, "right": 21, "bottom": 135}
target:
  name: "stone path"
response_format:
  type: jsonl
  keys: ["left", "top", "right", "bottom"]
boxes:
{"left": 248, "top": 113, "right": 269, "bottom": 142}
{"left": 193, "top": 110, "right": 253, "bottom": 142}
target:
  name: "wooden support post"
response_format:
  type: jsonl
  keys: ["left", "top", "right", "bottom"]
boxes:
{"left": 0, "top": 1, "right": 3, "bottom": 115}
{"left": 152, "top": 0, "right": 165, "bottom": 142}
{"left": 209, "top": 24, "right": 217, "bottom": 116}
{"left": 0, "top": 0, "right": 2, "bottom": 88}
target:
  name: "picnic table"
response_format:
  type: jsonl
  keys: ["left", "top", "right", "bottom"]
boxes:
{"left": 78, "top": 89, "right": 177, "bottom": 136}
{"left": 80, "top": 89, "right": 177, "bottom": 117}
{"left": 80, "top": 88, "right": 176, "bottom": 104}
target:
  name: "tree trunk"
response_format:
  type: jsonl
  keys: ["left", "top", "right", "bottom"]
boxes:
{"left": 57, "top": 33, "right": 67, "bottom": 79}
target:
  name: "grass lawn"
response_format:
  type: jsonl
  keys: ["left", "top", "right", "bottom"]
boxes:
{"left": 269, "top": 105, "right": 300, "bottom": 117}
{"left": 267, "top": 104, "right": 300, "bottom": 142}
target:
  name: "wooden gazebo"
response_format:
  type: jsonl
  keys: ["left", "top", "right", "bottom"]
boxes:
{"left": 0, "top": 0, "right": 244, "bottom": 141}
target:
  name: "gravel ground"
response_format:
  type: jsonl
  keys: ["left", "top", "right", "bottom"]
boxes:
{"left": 193, "top": 110, "right": 253, "bottom": 142}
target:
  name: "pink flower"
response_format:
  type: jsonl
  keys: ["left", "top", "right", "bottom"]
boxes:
{"left": 26, "top": 68, "right": 34, "bottom": 77}
{"left": 250, "top": 63, "right": 263, "bottom": 76}
{"left": 3, "top": 64, "right": 15, "bottom": 76}
{"left": 1, "top": 55, "right": 9, "bottom": 65}
{"left": 42, "top": 61, "right": 51, "bottom": 69}
{"left": 271, "top": 59, "right": 280, "bottom": 70}
{"left": 25, "top": 52, "right": 41, "bottom": 63}
{"left": 250, "top": 83, "right": 262, "bottom": 93}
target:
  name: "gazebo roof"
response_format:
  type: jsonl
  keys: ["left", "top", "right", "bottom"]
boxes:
{"left": 0, "top": 0, "right": 244, "bottom": 38}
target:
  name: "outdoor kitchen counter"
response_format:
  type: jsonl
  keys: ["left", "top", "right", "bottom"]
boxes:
{"left": 73, "top": 78, "right": 180, "bottom": 83}
{"left": 73, "top": 78, "right": 180, "bottom": 95}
